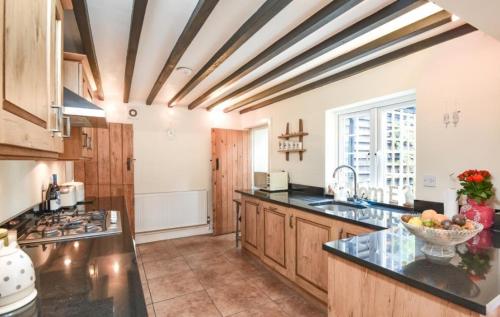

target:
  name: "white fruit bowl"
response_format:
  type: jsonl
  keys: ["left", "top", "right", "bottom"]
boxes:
{"left": 401, "top": 216, "right": 483, "bottom": 264}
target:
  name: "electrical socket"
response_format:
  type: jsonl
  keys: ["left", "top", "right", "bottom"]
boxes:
{"left": 423, "top": 175, "right": 437, "bottom": 187}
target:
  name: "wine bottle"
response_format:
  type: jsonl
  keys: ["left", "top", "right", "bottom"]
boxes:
{"left": 49, "top": 174, "right": 61, "bottom": 211}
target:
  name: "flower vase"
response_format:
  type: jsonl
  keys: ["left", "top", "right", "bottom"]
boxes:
{"left": 460, "top": 198, "right": 494, "bottom": 229}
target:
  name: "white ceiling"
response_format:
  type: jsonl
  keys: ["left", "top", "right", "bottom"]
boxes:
{"left": 83, "top": 0, "right": 491, "bottom": 113}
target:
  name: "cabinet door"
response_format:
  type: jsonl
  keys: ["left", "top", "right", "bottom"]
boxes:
{"left": 241, "top": 197, "right": 261, "bottom": 256}
{"left": 291, "top": 209, "right": 336, "bottom": 302}
{"left": 261, "top": 202, "right": 292, "bottom": 277}
{"left": 0, "top": 0, "right": 63, "bottom": 155}
{"left": 4, "top": 0, "right": 51, "bottom": 123}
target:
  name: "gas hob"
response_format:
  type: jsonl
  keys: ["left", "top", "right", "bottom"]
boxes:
{"left": 17, "top": 206, "right": 122, "bottom": 245}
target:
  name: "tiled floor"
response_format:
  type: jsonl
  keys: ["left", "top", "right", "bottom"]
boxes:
{"left": 137, "top": 234, "right": 327, "bottom": 317}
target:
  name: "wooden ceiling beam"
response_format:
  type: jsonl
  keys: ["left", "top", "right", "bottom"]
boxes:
{"left": 167, "top": 0, "right": 293, "bottom": 107}
{"left": 72, "top": 0, "right": 105, "bottom": 100}
{"left": 145, "top": 0, "right": 219, "bottom": 105}
{"left": 225, "top": 10, "right": 452, "bottom": 112}
{"left": 187, "top": 0, "right": 363, "bottom": 110}
{"left": 240, "top": 24, "right": 476, "bottom": 114}
{"left": 124, "top": 0, "right": 148, "bottom": 103}
{"left": 205, "top": 0, "right": 425, "bottom": 111}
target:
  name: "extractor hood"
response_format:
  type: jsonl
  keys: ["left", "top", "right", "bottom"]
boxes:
{"left": 63, "top": 88, "right": 107, "bottom": 128}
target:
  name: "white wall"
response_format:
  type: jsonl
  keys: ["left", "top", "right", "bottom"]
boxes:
{"left": 0, "top": 161, "right": 71, "bottom": 223}
{"left": 241, "top": 31, "right": 500, "bottom": 207}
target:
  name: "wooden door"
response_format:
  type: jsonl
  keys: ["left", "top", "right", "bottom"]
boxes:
{"left": 261, "top": 202, "right": 292, "bottom": 277}
{"left": 241, "top": 197, "right": 261, "bottom": 256}
{"left": 291, "top": 209, "right": 336, "bottom": 302}
{"left": 211, "top": 128, "right": 251, "bottom": 235}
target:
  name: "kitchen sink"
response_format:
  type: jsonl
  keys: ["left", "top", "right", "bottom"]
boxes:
{"left": 309, "top": 200, "right": 368, "bottom": 212}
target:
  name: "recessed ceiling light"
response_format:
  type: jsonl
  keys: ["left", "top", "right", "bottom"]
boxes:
{"left": 176, "top": 66, "right": 193, "bottom": 76}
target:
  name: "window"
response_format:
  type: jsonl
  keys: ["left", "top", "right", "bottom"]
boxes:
{"left": 327, "top": 93, "right": 416, "bottom": 202}
{"left": 251, "top": 125, "right": 269, "bottom": 177}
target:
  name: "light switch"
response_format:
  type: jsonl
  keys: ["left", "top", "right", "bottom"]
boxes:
{"left": 423, "top": 175, "right": 437, "bottom": 187}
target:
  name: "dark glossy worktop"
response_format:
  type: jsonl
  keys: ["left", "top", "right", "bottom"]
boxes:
{"left": 8, "top": 197, "right": 147, "bottom": 317}
{"left": 323, "top": 227, "right": 500, "bottom": 315}
{"left": 236, "top": 189, "right": 408, "bottom": 230}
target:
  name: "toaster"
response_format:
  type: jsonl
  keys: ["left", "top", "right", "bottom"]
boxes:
{"left": 60, "top": 185, "right": 77, "bottom": 208}
{"left": 63, "top": 181, "right": 85, "bottom": 202}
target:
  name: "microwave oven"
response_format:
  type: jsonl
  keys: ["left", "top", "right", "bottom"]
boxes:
{"left": 254, "top": 171, "right": 288, "bottom": 192}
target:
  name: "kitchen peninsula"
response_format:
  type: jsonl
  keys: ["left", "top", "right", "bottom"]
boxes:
{"left": 238, "top": 188, "right": 500, "bottom": 316}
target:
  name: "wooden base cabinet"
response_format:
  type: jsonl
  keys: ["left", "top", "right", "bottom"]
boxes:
{"left": 261, "top": 202, "right": 293, "bottom": 278}
{"left": 290, "top": 210, "right": 337, "bottom": 302}
{"left": 240, "top": 196, "right": 373, "bottom": 303}
{"left": 241, "top": 197, "right": 261, "bottom": 257}
{"left": 328, "top": 255, "right": 483, "bottom": 317}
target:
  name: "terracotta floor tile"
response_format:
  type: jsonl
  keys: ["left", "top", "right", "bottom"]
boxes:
{"left": 206, "top": 280, "right": 273, "bottom": 316}
{"left": 143, "top": 256, "right": 191, "bottom": 280}
{"left": 149, "top": 270, "right": 204, "bottom": 302}
{"left": 275, "top": 294, "right": 327, "bottom": 317}
{"left": 228, "top": 300, "right": 288, "bottom": 317}
{"left": 247, "top": 275, "right": 296, "bottom": 301}
{"left": 147, "top": 304, "right": 155, "bottom": 317}
{"left": 183, "top": 250, "right": 229, "bottom": 270}
{"left": 193, "top": 261, "right": 247, "bottom": 289}
{"left": 153, "top": 290, "right": 221, "bottom": 317}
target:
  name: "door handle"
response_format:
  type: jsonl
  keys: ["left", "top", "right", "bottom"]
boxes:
{"left": 289, "top": 215, "right": 293, "bottom": 228}
{"left": 127, "top": 158, "right": 135, "bottom": 171}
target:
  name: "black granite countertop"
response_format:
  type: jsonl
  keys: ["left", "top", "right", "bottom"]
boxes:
{"left": 236, "top": 189, "right": 409, "bottom": 230}
{"left": 6, "top": 197, "right": 147, "bottom": 317}
{"left": 323, "top": 226, "right": 500, "bottom": 315}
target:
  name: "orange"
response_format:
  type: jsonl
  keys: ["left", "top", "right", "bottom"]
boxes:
{"left": 421, "top": 209, "right": 437, "bottom": 221}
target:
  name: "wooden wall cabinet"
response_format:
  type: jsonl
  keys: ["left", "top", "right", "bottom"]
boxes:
{"left": 59, "top": 53, "right": 97, "bottom": 160}
{"left": 0, "top": 0, "right": 64, "bottom": 158}
{"left": 240, "top": 196, "right": 373, "bottom": 302}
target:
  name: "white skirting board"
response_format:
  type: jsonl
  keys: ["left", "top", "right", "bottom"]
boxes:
{"left": 135, "top": 190, "right": 209, "bottom": 234}
{"left": 135, "top": 224, "right": 212, "bottom": 244}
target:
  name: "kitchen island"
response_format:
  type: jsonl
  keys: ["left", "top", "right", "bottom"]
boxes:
{"left": 9, "top": 197, "right": 147, "bottom": 317}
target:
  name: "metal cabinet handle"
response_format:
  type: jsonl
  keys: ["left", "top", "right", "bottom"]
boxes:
{"left": 62, "top": 116, "right": 71, "bottom": 138}
{"left": 289, "top": 215, "right": 293, "bottom": 228}
{"left": 87, "top": 135, "right": 92, "bottom": 150}
{"left": 82, "top": 132, "right": 88, "bottom": 148}
{"left": 50, "top": 104, "right": 63, "bottom": 133}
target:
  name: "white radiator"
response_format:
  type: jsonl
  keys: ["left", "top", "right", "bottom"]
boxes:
{"left": 135, "top": 190, "right": 208, "bottom": 233}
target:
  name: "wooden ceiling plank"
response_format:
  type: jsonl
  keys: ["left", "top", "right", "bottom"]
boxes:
{"left": 239, "top": 24, "right": 477, "bottom": 114}
{"left": 187, "top": 0, "right": 363, "bottom": 110}
{"left": 205, "top": 0, "right": 425, "bottom": 111}
{"left": 225, "top": 10, "right": 452, "bottom": 112}
{"left": 145, "top": 0, "right": 219, "bottom": 105}
{"left": 72, "top": 0, "right": 104, "bottom": 100}
{"left": 168, "top": 0, "right": 293, "bottom": 107}
{"left": 124, "top": 0, "right": 149, "bottom": 103}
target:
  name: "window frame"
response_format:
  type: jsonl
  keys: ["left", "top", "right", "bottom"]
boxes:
{"left": 325, "top": 92, "right": 416, "bottom": 198}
